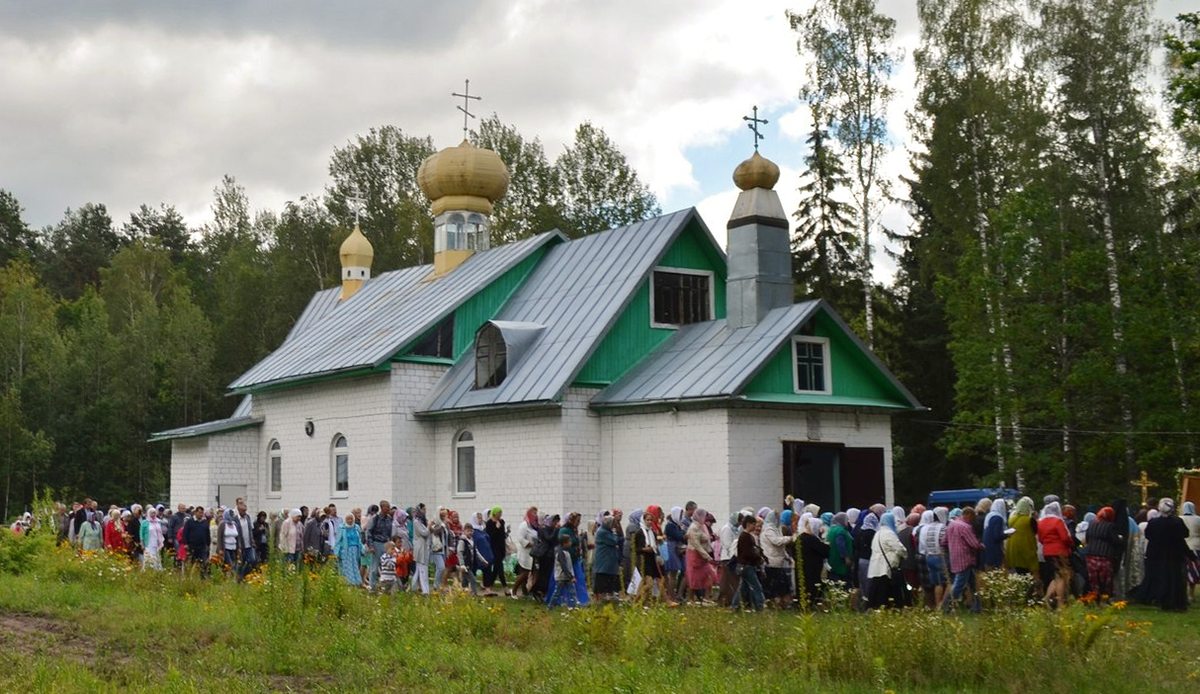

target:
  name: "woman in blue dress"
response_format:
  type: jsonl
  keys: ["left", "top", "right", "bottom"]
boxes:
{"left": 334, "top": 513, "right": 364, "bottom": 586}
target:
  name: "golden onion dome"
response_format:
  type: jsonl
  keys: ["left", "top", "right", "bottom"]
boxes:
{"left": 339, "top": 224, "right": 374, "bottom": 269}
{"left": 732, "top": 151, "right": 780, "bottom": 191}
{"left": 416, "top": 139, "right": 510, "bottom": 216}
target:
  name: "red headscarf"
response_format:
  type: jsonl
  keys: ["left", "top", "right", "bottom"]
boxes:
{"left": 1097, "top": 506, "right": 1115, "bottom": 523}
{"left": 644, "top": 505, "right": 663, "bottom": 534}
{"left": 446, "top": 510, "right": 463, "bottom": 535}
{"left": 524, "top": 506, "right": 539, "bottom": 528}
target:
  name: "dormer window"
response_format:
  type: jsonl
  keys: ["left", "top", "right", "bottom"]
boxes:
{"left": 474, "top": 323, "right": 507, "bottom": 389}
{"left": 651, "top": 268, "right": 713, "bottom": 327}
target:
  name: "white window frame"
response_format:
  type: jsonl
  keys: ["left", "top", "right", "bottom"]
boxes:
{"left": 792, "top": 336, "right": 832, "bottom": 395}
{"left": 331, "top": 434, "right": 350, "bottom": 498}
{"left": 649, "top": 266, "right": 715, "bottom": 329}
{"left": 453, "top": 430, "right": 476, "bottom": 498}
{"left": 267, "top": 440, "right": 282, "bottom": 498}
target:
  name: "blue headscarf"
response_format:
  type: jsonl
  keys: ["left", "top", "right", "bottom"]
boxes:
{"left": 879, "top": 512, "right": 897, "bottom": 532}
{"left": 780, "top": 510, "right": 794, "bottom": 528}
{"left": 861, "top": 513, "right": 880, "bottom": 532}
{"left": 820, "top": 512, "right": 833, "bottom": 527}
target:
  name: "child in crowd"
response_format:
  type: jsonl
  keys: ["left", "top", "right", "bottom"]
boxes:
{"left": 550, "top": 534, "right": 578, "bottom": 609}
{"left": 457, "top": 523, "right": 488, "bottom": 596}
{"left": 378, "top": 541, "right": 398, "bottom": 595}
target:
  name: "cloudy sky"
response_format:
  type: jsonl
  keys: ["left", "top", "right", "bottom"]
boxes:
{"left": 0, "top": 1, "right": 1189, "bottom": 280}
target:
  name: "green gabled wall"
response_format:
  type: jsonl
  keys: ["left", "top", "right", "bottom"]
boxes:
{"left": 394, "top": 246, "right": 548, "bottom": 363}
{"left": 574, "top": 220, "right": 726, "bottom": 386}
{"left": 743, "top": 308, "right": 912, "bottom": 408}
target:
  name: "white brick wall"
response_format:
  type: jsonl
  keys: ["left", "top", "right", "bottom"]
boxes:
{"left": 170, "top": 363, "right": 895, "bottom": 522}
{"left": 250, "top": 372, "right": 394, "bottom": 514}
{"left": 169, "top": 429, "right": 260, "bottom": 509}
{"left": 600, "top": 407, "right": 732, "bottom": 522}
{"left": 726, "top": 407, "right": 893, "bottom": 514}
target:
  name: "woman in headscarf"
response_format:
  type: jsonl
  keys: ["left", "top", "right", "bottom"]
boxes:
{"left": 409, "top": 506, "right": 431, "bottom": 595}
{"left": 1036, "top": 501, "right": 1072, "bottom": 608}
{"left": 558, "top": 511, "right": 590, "bottom": 606}
{"left": 219, "top": 508, "right": 244, "bottom": 576}
{"left": 1006, "top": 497, "right": 1039, "bottom": 575}
{"left": 1084, "top": 506, "right": 1124, "bottom": 600}
{"left": 103, "top": 508, "right": 124, "bottom": 552}
{"left": 593, "top": 514, "right": 622, "bottom": 601}
{"left": 898, "top": 512, "right": 920, "bottom": 597}
{"left": 982, "top": 499, "right": 1008, "bottom": 570}
{"left": 512, "top": 506, "right": 539, "bottom": 599}
{"left": 826, "top": 512, "right": 853, "bottom": 588}
{"left": 79, "top": 509, "right": 103, "bottom": 552}
{"left": 798, "top": 516, "right": 830, "bottom": 607}
{"left": 1134, "top": 498, "right": 1190, "bottom": 611}
{"left": 760, "top": 510, "right": 794, "bottom": 608}
{"left": 663, "top": 506, "right": 686, "bottom": 601}
{"left": 717, "top": 510, "right": 744, "bottom": 606}
{"left": 684, "top": 507, "right": 717, "bottom": 602}
{"left": 853, "top": 513, "right": 878, "bottom": 609}
{"left": 1182, "top": 501, "right": 1200, "bottom": 601}
{"left": 535, "top": 514, "right": 560, "bottom": 598}
{"left": 972, "top": 499, "right": 992, "bottom": 565}
{"left": 1075, "top": 512, "right": 1096, "bottom": 546}
{"left": 867, "top": 511, "right": 907, "bottom": 609}
{"left": 484, "top": 507, "right": 508, "bottom": 591}
{"left": 140, "top": 507, "right": 164, "bottom": 571}
{"left": 623, "top": 508, "right": 643, "bottom": 592}
{"left": 914, "top": 509, "right": 935, "bottom": 607}
{"left": 333, "top": 513, "right": 364, "bottom": 587}
{"left": 634, "top": 505, "right": 675, "bottom": 605}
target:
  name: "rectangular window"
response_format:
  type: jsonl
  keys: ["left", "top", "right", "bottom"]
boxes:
{"left": 652, "top": 269, "right": 712, "bottom": 326}
{"left": 793, "top": 336, "right": 831, "bottom": 394}
{"left": 270, "top": 456, "right": 282, "bottom": 493}
{"left": 456, "top": 447, "right": 476, "bottom": 494}
{"left": 410, "top": 315, "right": 455, "bottom": 359}
{"left": 334, "top": 454, "right": 349, "bottom": 492}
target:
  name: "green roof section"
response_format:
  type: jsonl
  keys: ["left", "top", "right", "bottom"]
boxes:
{"left": 396, "top": 245, "right": 549, "bottom": 363}
{"left": 574, "top": 219, "right": 727, "bottom": 386}
{"left": 743, "top": 308, "right": 914, "bottom": 409}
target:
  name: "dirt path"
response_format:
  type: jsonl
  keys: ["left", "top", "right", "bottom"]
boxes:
{"left": 0, "top": 611, "right": 109, "bottom": 665}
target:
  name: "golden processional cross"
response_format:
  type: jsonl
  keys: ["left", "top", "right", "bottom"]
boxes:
{"left": 1130, "top": 470, "right": 1159, "bottom": 508}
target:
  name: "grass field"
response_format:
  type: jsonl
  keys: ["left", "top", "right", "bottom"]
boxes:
{"left": 1, "top": 533, "right": 1198, "bottom": 693}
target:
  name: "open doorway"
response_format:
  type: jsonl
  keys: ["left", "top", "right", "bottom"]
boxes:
{"left": 783, "top": 442, "right": 884, "bottom": 511}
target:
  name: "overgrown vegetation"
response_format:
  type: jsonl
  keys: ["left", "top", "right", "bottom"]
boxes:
{"left": 0, "top": 533, "right": 1197, "bottom": 692}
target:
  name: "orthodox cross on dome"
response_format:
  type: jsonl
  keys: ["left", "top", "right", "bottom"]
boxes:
{"left": 347, "top": 185, "right": 365, "bottom": 227}
{"left": 1130, "top": 469, "right": 1159, "bottom": 508}
{"left": 451, "top": 78, "right": 482, "bottom": 140}
{"left": 743, "top": 105, "right": 768, "bottom": 152}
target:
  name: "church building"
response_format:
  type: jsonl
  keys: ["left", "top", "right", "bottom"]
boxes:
{"left": 153, "top": 137, "right": 922, "bottom": 522}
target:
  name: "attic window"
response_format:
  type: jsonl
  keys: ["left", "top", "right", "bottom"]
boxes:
{"left": 651, "top": 268, "right": 712, "bottom": 327}
{"left": 410, "top": 315, "right": 455, "bottom": 359}
{"left": 792, "top": 336, "right": 832, "bottom": 394}
{"left": 474, "top": 323, "right": 507, "bottom": 389}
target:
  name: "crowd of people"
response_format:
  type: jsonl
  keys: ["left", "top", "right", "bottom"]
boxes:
{"left": 16, "top": 492, "right": 1200, "bottom": 613}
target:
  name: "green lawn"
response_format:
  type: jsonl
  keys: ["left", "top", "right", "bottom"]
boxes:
{"left": 0, "top": 537, "right": 1197, "bottom": 693}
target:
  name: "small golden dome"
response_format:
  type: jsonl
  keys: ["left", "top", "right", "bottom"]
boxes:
{"left": 417, "top": 140, "right": 510, "bottom": 216}
{"left": 339, "top": 224, "right": 374, "bottom": 269}
{"left": 732, "top": 151, "right": 780, "bottom": 191}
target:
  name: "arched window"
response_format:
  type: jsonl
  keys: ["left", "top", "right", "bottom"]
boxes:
{"left": 268, "top": 440, "right": 282, "bottom": 494}
{"left": 332, "top": 434, "right": 349, "bottom": 493}
{"left": 474, "top": 323, "right": 507, "bottom": 389}
{"left": 446, "top": 213, "right": 466, "bottom": 250}
{"left": 454, "top": 431, "right": 475, "bottom": 495}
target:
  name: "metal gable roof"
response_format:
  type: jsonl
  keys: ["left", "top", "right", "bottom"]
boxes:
{"left": 149, "top": 396, "right": 259, "bottom": 442}
{"left": 591, "top": 301, "right": 820, "bottom": 405}
{"left": 417, "top": 208, "right": 706, "bottom": 414}
{"left": 592, "top": 299, "right": 924, "bottom": 410}
{"left": 228, "top": 231, "right": 563, "bottom": 392}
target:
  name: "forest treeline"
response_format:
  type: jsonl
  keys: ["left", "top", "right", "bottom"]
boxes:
{"left": 1, "top": 0, "right": 1199, "bottom": 517}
